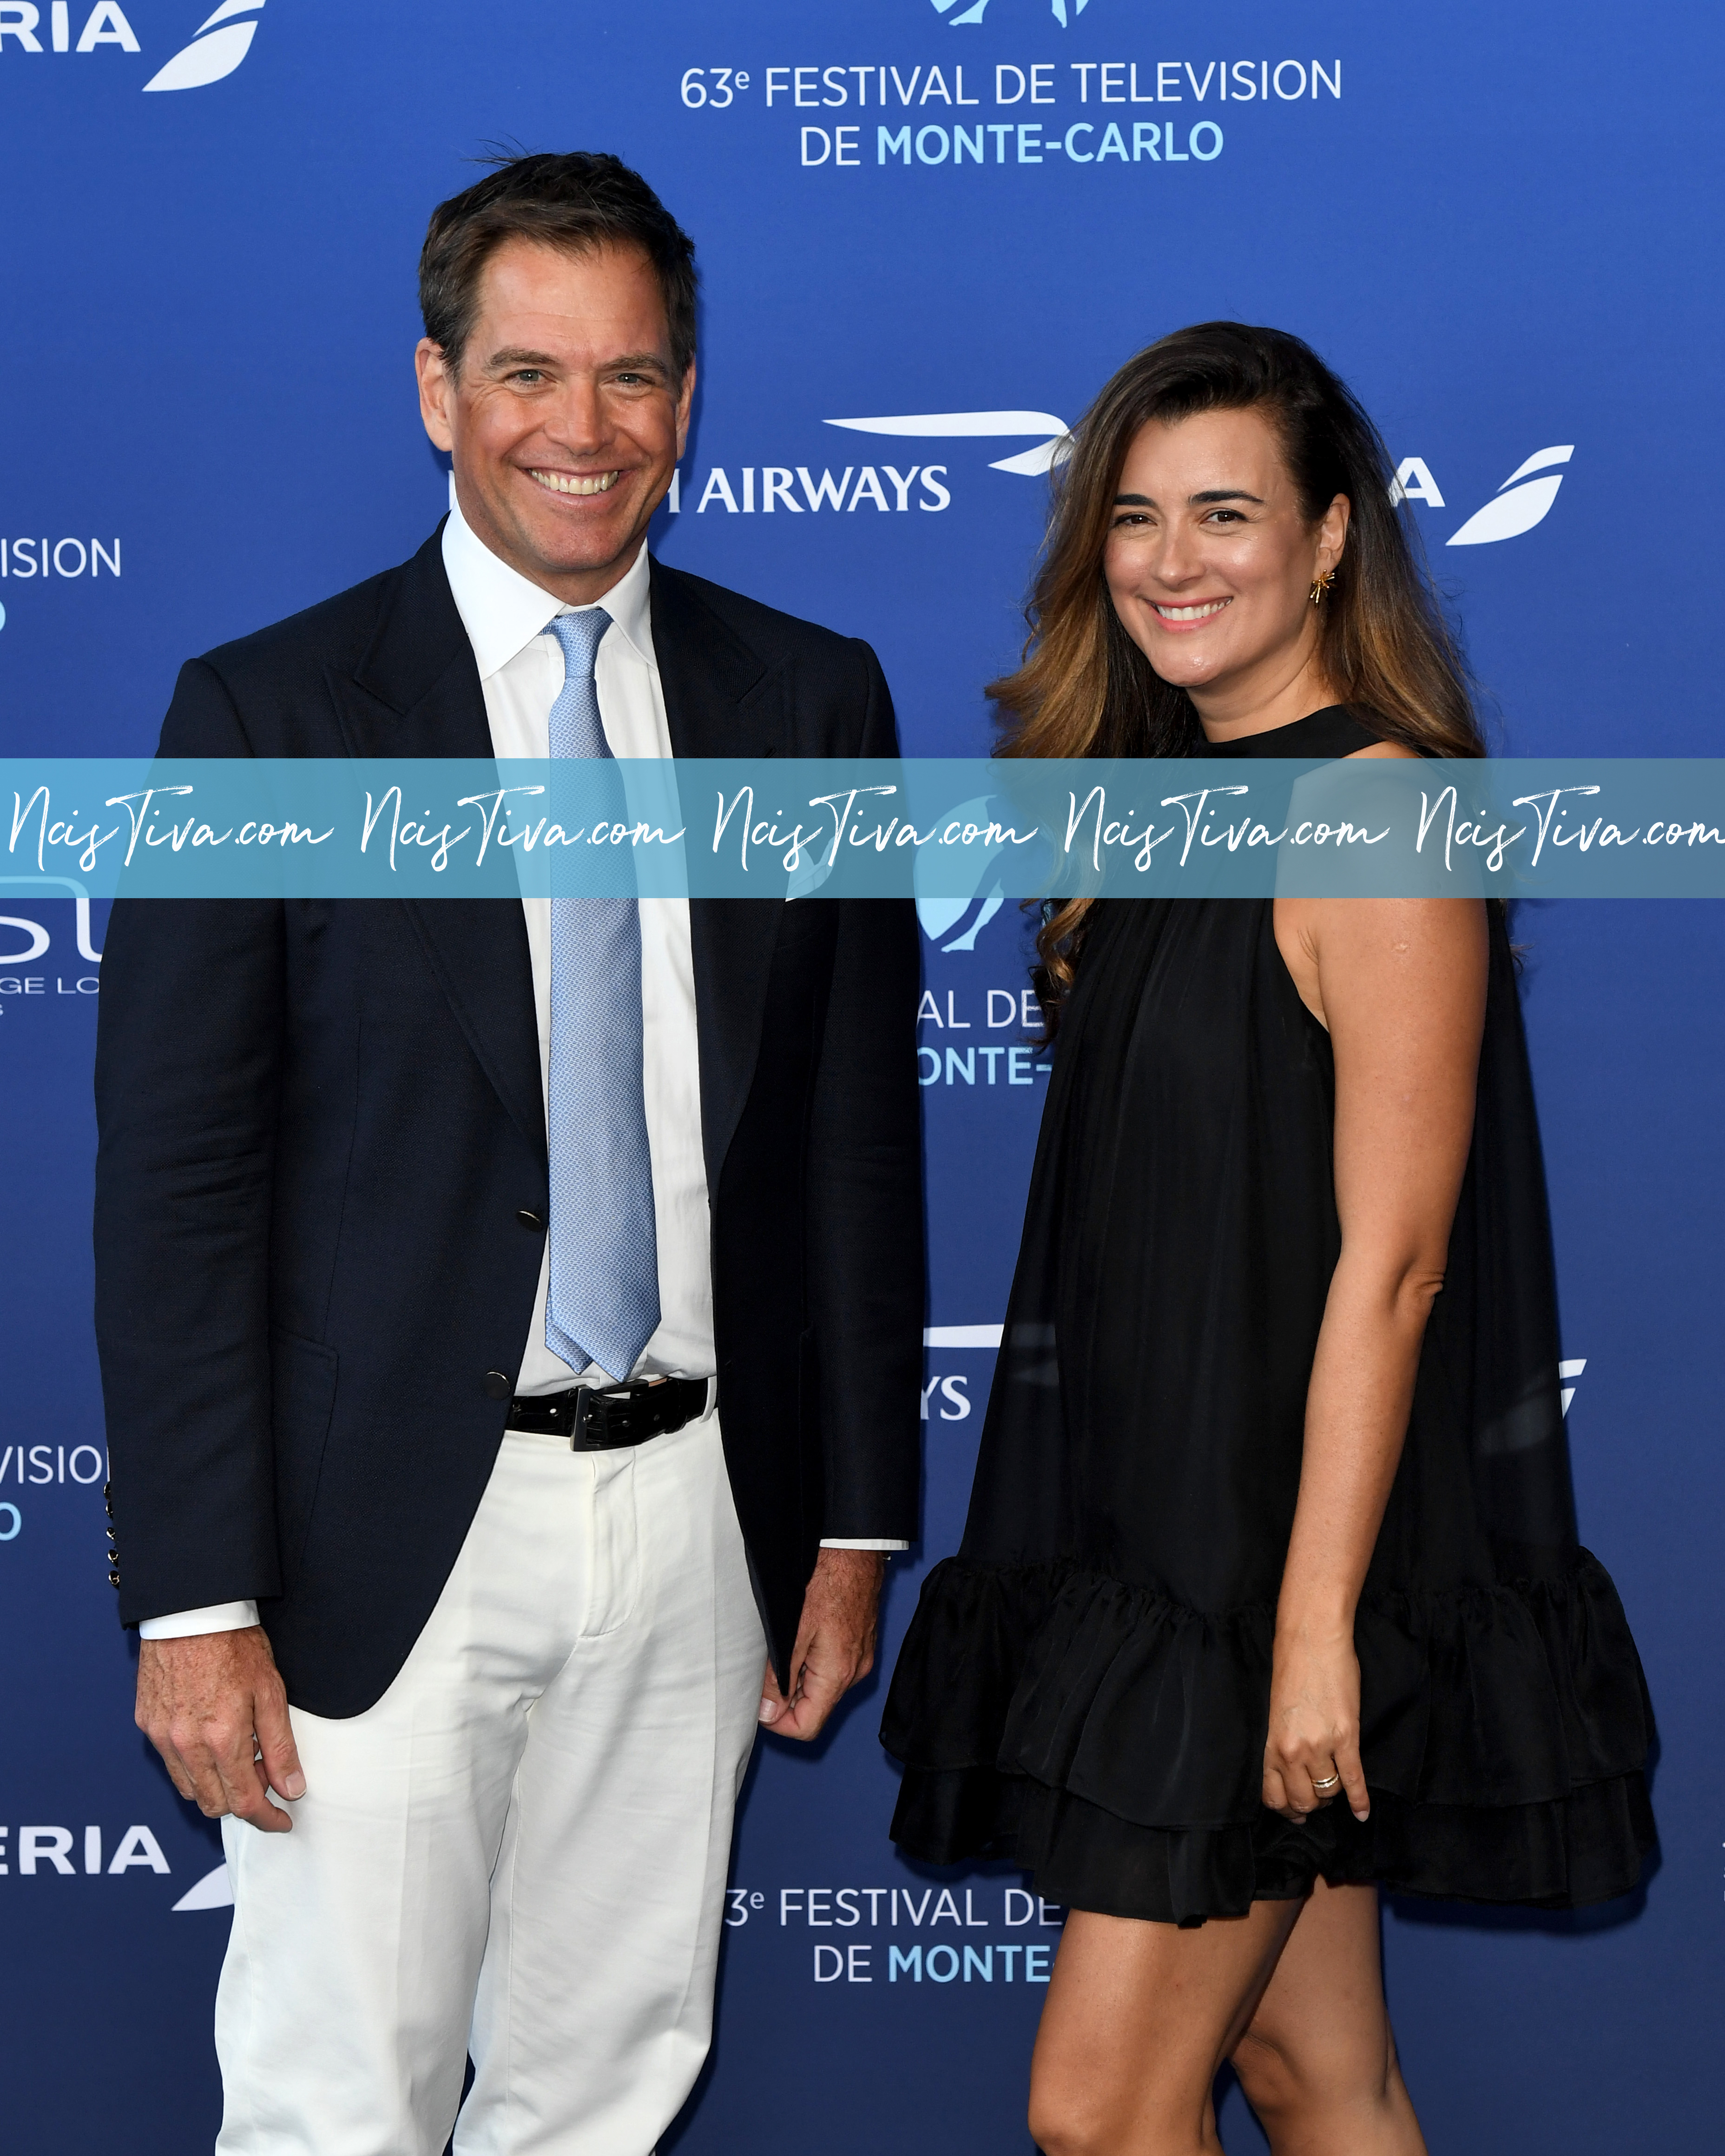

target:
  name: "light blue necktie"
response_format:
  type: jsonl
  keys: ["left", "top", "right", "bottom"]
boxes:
{"left": 543, "top": 608, "right": 661, "bottom": 1384}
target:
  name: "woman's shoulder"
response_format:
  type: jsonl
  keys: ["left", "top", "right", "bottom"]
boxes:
{"left": 1335, "top": 705, "right": 1432, "bottom": 763}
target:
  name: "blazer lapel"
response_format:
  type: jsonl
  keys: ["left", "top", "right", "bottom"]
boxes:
{"left": 327, "top": 528, "right": 546, "bottom": 1164}
{"left": 650, "top": 558, "right": 787, "bottom": 1188}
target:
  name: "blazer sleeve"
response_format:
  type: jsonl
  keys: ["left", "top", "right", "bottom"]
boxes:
{"left": 803, "top": 640, "right": 925, "bottom": 1540}
{"left": 94, "top": 659, "right": 286, "bottom": 1626}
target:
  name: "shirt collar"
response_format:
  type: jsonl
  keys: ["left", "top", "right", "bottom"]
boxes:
{"left": 441, "top": 493, "right": 657, "bottom": 683}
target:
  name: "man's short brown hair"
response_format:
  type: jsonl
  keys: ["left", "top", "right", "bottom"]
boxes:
{"left": 419, "top": 151, "right": 698, "bottom": 379}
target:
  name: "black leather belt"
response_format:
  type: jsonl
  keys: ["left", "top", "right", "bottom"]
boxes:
{"left": 506, "top": 1374, "right": 711, "bottom": 1451}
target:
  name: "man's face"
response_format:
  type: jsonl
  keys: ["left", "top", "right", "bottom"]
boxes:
{"left": 416, "top": 237, "right": 692, "bottom": 604}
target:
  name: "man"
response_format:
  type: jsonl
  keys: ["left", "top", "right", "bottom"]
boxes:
{"left": 94, "top": 152, "right": 922, "bottom": 2155}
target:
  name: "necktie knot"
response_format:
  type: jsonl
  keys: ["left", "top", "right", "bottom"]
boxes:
{"left": 548, "top": 607, "right": 612, "bottom": 682}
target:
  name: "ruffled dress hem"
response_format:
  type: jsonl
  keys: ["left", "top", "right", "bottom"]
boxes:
{"left": 882, "top": 1552, "right": 1655, "bottom": 1924}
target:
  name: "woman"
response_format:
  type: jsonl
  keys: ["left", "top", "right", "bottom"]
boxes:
{"left": 881, "top": 324, "right": 1653, "bottom": 2156}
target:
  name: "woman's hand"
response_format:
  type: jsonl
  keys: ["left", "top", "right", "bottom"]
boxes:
{"left": 1262, "top": 1618, "right": 1369, "bottom": 1823}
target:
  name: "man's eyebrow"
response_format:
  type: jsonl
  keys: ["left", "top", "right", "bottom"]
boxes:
{"left": 482, "top": 347, "right": 672, "bottom": 376}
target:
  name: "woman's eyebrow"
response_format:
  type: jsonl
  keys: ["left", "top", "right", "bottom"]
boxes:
{"left": 1110, "top": 489, "right": 1267, "bottom": 506}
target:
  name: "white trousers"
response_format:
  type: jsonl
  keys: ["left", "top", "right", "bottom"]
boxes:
{"left": 214, "top": 1412, "right": 765, "bottom": 2156}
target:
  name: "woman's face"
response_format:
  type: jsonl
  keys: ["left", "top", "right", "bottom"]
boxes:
{"left": 1102, "top": 405, "right": 1348, "bottom": 711}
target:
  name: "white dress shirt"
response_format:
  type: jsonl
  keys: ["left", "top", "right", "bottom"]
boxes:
{"left": 140, "top": 505, "right": 900, "bottom": 1637}
{"left": 446, "top": 499, "right": 714, "bottom": 1394}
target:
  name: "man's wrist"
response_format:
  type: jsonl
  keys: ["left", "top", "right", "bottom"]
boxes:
{"left": 138, "top": 1601, "right": 261, "bottom": 1641}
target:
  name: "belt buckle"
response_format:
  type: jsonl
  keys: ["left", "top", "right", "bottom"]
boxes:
{"left": 570, "top": 1377, "right": 643, "bottom": 1451}
{"left": 570, "top": 1387, "right": 606, "bottom": 1451}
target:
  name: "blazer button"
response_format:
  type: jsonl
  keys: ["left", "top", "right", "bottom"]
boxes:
{"left": 482, "top": 1370, "right": 514, "bottom": 1401}
{"left": 516, "top": 1208, "right": 546, "bottom": 1232}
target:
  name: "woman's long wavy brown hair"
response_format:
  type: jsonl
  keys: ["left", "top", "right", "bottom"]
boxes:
{"left": 995, "top": 322, "right": 1484, "bottom": 1025}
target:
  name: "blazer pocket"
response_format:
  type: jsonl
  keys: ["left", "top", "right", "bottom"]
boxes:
{"left": 271, "top": 1328, "right": 339, "bottom": 1587}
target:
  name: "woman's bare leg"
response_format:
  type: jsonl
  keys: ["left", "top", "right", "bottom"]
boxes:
{"left": 1028, "top": 1900, "right": 1303, "bottom": 2156}
{"left": 1229, "top": 1880, "right": 1425, "bottom": 2156}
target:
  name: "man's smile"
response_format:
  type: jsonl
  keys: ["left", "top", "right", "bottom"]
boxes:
{"left": 527, "top": 467, "right": 622, "bottom": 497}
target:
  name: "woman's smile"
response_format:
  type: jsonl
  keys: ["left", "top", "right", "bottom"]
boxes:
{"left": 1150, "top": 596, "right": 1234, "bottom": 629}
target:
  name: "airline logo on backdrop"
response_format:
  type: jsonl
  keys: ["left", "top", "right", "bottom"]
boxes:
{"left": 1443, "top": 446, "right": 1574, "bottom": 546}
{"left": 0, "top": 1, "right": 265, "bottom": 89}
{"left": 829, "top": 408, "right": 1071, "bottom": 477}
{"left": 1, "top": 1816, "right": 239, "bottom": 1920}
{"left": 1392, "top": 446, "right": 1575, "bottom": 545}
{"left": 928, "top": 0, "right": 1096, "bottom": 24}
{"left": 145, "top": 0, "right": 263, "bottom": 90}
{"left": 0, "top": 1821, "right": 173, "bottom": 1877}
{"left": 672, "top": 408, "right": 1064, "bottom": 518}
{"left": 172, "top": 1860, "right": 232, "bottom": 1909}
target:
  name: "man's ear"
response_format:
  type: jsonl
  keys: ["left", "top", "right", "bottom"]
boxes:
{"left": 675, "top": 361, "right": 697, "bottom": 462}
{"left": 416, "top": 338, "right": 456, "bottom": 454}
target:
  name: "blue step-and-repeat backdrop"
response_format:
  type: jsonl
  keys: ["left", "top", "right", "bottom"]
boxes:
{"left": 0, "top": 4, "right": 1719, "bottom": 2150}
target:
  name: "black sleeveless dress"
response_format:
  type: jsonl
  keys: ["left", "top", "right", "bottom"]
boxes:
{"left": 882, "top": 707, "right": 1654, "bottom": 1923}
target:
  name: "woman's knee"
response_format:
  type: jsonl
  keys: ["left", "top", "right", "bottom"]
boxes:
{"left": 1230, "top": 2027, "right": 1305, "bottom": 2124}
{"left": 1029, "top": 2079, "right": 1212, "bottom": 2156}
{"left": 1028, "top": 2072, "right": 1171, "bottom": 2156}
{"left": 1232, "top": 2017, "right": 1403, "bottom": 2134}
{"left": 1027, "top": 2086, "right": 1110, "bottom": 2156}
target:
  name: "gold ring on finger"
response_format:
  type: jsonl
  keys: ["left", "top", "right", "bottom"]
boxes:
{"left": 1310, "top": 1771, "right": 1341, "bottom": 1793}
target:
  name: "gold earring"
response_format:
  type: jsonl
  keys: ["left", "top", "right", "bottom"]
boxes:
{"left": 1310, "top": 568, "right": 1337, "bottom": 606}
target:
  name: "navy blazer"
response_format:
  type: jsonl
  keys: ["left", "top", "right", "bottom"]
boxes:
{"left": 94, "top": 529, "right": 924, "bottom": 1715}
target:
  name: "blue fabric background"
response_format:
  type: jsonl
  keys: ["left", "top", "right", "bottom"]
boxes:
{"left": 0, "top": 4, "right": 1717, "bottom": 2148}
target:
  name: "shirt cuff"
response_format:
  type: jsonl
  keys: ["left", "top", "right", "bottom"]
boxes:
{"left": 138, "top": 1601, "right": 261, "bottom": 1640}
{"left": 818, "top": 1538, "right": 911, "bottom": 1552}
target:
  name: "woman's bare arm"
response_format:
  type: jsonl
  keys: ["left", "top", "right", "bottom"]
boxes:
{"left": 1265, "top": 887, "right": 1487, "bottom": 1820}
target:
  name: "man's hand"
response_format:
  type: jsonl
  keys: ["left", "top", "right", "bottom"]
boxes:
{"left": 136, "top": 1625, "right": 305, "bottom": 1833}
{"left": 758, "top": 1548, "right": 885, "bottom": 1742}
